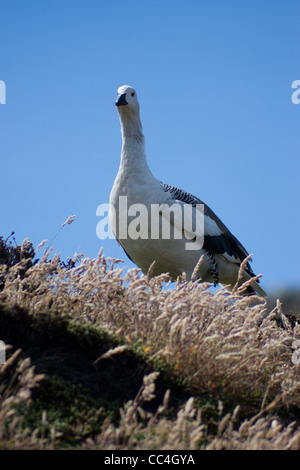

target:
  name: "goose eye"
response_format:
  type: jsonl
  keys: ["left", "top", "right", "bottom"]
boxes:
{"left": 131, "top": 92, "right": 135, "bottom": 97}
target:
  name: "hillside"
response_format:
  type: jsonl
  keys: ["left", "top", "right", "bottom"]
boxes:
{"left": 0, "top": 236, "right": 300, "bottom": 450}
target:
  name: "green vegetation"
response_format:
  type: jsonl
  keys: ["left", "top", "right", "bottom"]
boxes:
{"left": 0, "top": 235, "right": 300, "bottom": 449}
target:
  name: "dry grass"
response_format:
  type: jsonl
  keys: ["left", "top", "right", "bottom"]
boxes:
{"left": 1, "top": 246, "right": 300, "bottom": 449}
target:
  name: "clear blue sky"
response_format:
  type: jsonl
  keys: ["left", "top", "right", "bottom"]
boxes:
{"left": 1, "top": 0, "right": 299, "bottom": 293}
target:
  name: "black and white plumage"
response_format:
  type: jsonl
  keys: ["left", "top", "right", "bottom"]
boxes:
{"left": 109, "top": 85, "right": 265, "bottom": 296}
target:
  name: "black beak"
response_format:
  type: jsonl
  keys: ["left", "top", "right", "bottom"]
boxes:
{"left": 115, "top": 93, "right": 128, "bottom": 107}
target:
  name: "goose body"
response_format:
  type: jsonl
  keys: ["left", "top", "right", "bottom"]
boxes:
{"left": 109, "top": 85, "right": 265, "bottom": 296}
